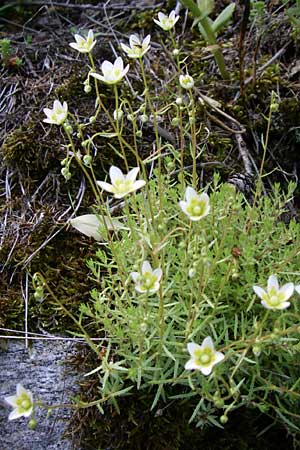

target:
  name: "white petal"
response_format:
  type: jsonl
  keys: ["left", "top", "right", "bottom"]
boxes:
{"left": 96, "top": 181, "right": 116, "bottom": 194}
{"left": 185, "top": 186, "right": 198, "bottom": 202}
{"left": 87, "top": 30, "right": 94, "bottom": 40}
{"left": 143, "top": 35, "right": 151, "bottom": 46}
{"left": 158, "top": 12, "right": 166, "bottom": 21}
{"left": 43, "top": 108, "right": 52, "bottom": 117}
{"left": 130, "top": 34, "right": 140, "bottom": 47}
{"left": 185, "top": 359, "right": 200, "bottom": 370}
{"left": 90, "top": 72, "right": 103, "bottom": 81}
{"left": 130, "top": 272, "right": 139, "bottom": 283}
{"left": 169, "top": 10, "right": 176, "bottom": 20}
{"left": 179, "top": 201, "right": 188, "bottom": 215}
{"left": 53, "top": 100, "right": 61, "bottom": 111}
{"left": 70, "top": 214, "right": 103, "bottom": 240}
{"left": 126, "top": 167, "right": 139, "bottom": 182}
{"left": 153, "top": 19, "right": 161, "bottom": 27}
{"left": 295, "top": 285, "right": 300, "bottom": 295}
{"left": 268, "top": 275, "right": 279, "bottom": 292}
{"left": 62, "top": 101, "right": 68, "bottom": 112}
{"left": 198, "top": 192, "right": 210, "bottom": 206}
{"left": 279, "top": 283, "right": 294, "bottom": 301}
{"left": 202, "top": 336, "right": 214, "bottom": 351}
{"left": 131, "top": 180, "right": 146, "bottom": 192}
{"left": 16, "top": 384, "right": 27, "bottom": 397}
{"left": 8, "top": 409, "right": 23, "bottom": 421}
{"left": 214, "top": 351, "right": 225, "bottom": 364}
{"left": 135, "top": 285, "right": 147, "bottom": 293}
{"left": 187, "top": 342, "right": 201, "bottom": 356}
{"left": 121, "top": 43, "right": 131, "bottom": 54}
{"left": 114, "top": 57, "right": 123, "bottom": 71}
{"left": 275, "top": 302, "right": 290, "bottom": 310}
{"left": 253, "top": 285, "right": 266, "bottom": 300}
{"left": 109, "top": 166, "right": 124, "bottom": 184}
{"left": 74, "top": 34, "right": 85, "bottom": 44}
{"left": 69, "top": 43, "right": 80, "bottom": 51}
{"left": 261, "top": 300, "right": 272, "bottom": 310}
{"left": 200, "top": 364, "right": 213, "bottom": 376}
{"left": 153, "top": 268, "right": 162, "bottom": 281}
{"left": 22, "top": 407, "right": 33, "bottom": 418}
{"left": 122, "top": 64, "right": 130, "bottom": 77}
{"left": 142, "top": 260, "right": 152, "bottom": 274}
{"left": 101, "top": 60, "right": 113, "bottom": 75}
{"left": 5, "top": 395, "right": 18, "bottom": 408}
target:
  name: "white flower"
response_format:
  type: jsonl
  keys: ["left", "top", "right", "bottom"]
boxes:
{"left": 5, "top": 384, "right": 34, "bottom": 421}
{"left": 43, "top": 100, "right": 68, "bottom": 125}
{"left": 179, "top": 187, "right": 210, "bottom": 221}
{"left": 121, "top": 34, "right": 151, "bottom": 59}
{"left": 185, "top": 337, "right": 225, "bottom": 376}
{"left": 69, "top": 214, "right": 125, "bottom": 241}
{"left": 90, "top": 57, "right": 129, "bottom": 85}
{"left": 153, "top": 10, "right": 179, "bottom": 31}
{"left": 97, "top": 166, "right": 146, "bottom": 199}
{"left": 253, "top": 275, "right": 294, "bottom": 310}
{"left": 179, "top": 74, "right": 194, "bottom": 90}
{"left": 130, "top": 260, "right": 162, "bottom": 294}
{"left": 69, "top": 30, "right": 96, "bottom": 53}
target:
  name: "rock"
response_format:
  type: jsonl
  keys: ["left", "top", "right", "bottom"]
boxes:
{"left": 0, "top": 339, "right": 80, "bottom": 450}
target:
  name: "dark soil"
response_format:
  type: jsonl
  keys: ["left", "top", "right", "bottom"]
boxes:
{"left": 1, "top": 0, "right": 300, "bottom": 449}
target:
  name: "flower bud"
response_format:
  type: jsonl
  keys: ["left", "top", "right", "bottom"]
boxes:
{"left": 220, "top": 415, "right": 228, "bottom": 424}
{"left": 84, "top": 84, "right": 92, "bottom": 93}
{"left": 89, "top": 116, "right": 96, "bottom": 124}
{"left": 175, "top": 97, "right": 183, "bottom": 105}
{"left": 65, "top": 124, "right": 73, "bottom": 134}
{"left": 127, "top": 114, "right": 134, "bottom": 122}
{"left": 172, "top": 48, "right": 180, "bottom": 56}
{"left": 140, "top": 114, "right": 148, "bottom": 124}
{"left": 188, "top": 268, "right": 196, "bottom": 279}
{"left": 61, "top": 167, "right": 71, "bottom": 180}
{"left": 83, "top": 155, "right": 92, "bottom": 166}
{"left": 171, "top": 117, "right": 179, "bottom": 126}
{"left": 113, "top": 109, "right": 123, "bottom": 121}
{"left": 136, "top": 130, "right": 143, "bottom": 138}
{"left": 28, "top": 418, "right": 37, "bottom": 430}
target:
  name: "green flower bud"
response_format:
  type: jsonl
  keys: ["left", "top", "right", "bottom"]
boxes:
{"left": 84, "top": 84, "right": 92, "bottom": 93}
{"left": 220, "top": 415, "right": 228, "bottom": 424}
{"left": 136, "top": 130, "right": 143, "bottom": 138}
{"left": 83, "top": 155, "right": 92, "bottom": 166}
{"left": 171, "top": 117, "right": 179, "bottom": 126}
{"left": 28, "top": 418, "right": 37, "bottom": 430}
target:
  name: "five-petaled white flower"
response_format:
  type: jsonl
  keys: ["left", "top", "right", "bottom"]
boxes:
{"left": 185, "top": 337, "right": 225, "bottom": 376}
{"left": 130, "top": 260, "right": 162, "bottom": 294}
{"left": 97, "top": 166, "right": 146, "bottom": 199}
{"left": 69, "top": 30, "right": 96, "bottom": 53}
{"left": 43, "top": 100, "right": 68, "bottom": 125}
{"left": 5, "top": 384, "right": 34, "bottom": 421}
{"left": 179, "top": 187, "right": 210, "bottom": 221}
{"left": 153, "top": 10, "right": 180, "bottom": 31}
{"left": 179, "top": 74, "right": 194, "bottom": 90}
{"left": 253, "top": 275, "right": 294, "bottom": 310}
{"left": 121, "top": 34, "right": 151, "bottom": 59}
{"left": 90, "top": 57, "right": 129, "bottom": 85}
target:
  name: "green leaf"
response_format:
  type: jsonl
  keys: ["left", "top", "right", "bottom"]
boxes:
{"left": 197, "top": 0, "right": 214, "bottom": 18}
{"left": 212, "top": 3, "right": 235, "bottom": 34}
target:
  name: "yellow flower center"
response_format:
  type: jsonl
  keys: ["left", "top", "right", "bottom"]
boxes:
{"left": 186, "top": 198, "right": 206, "bottom": 217}
{"left": 140, "top": 272, "right": 157, "bottom": 291}
{"left": 115, "top": 179, "right": 133, "bottom": 193}
{"left": 194, "top": 347, "right": 214, "bottom": 366}
{"left": 16, "top": 394, "right": 31, "bottom": 412}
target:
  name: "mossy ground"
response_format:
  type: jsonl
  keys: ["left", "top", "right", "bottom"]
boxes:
{"left": 1, "top": 1, "right": 300, "bottom": 449}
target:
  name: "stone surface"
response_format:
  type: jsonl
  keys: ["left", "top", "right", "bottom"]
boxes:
{"left": 0, "top": 339, "right": 80, "bottom": 450}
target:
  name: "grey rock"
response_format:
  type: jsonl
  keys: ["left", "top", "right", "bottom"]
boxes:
{"left": 0, "top": 339, "right": 80, "bottom": 450}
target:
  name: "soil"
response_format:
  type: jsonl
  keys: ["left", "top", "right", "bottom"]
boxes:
{"left": 1, "top": 0, "right": 300, "bottom": 449}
